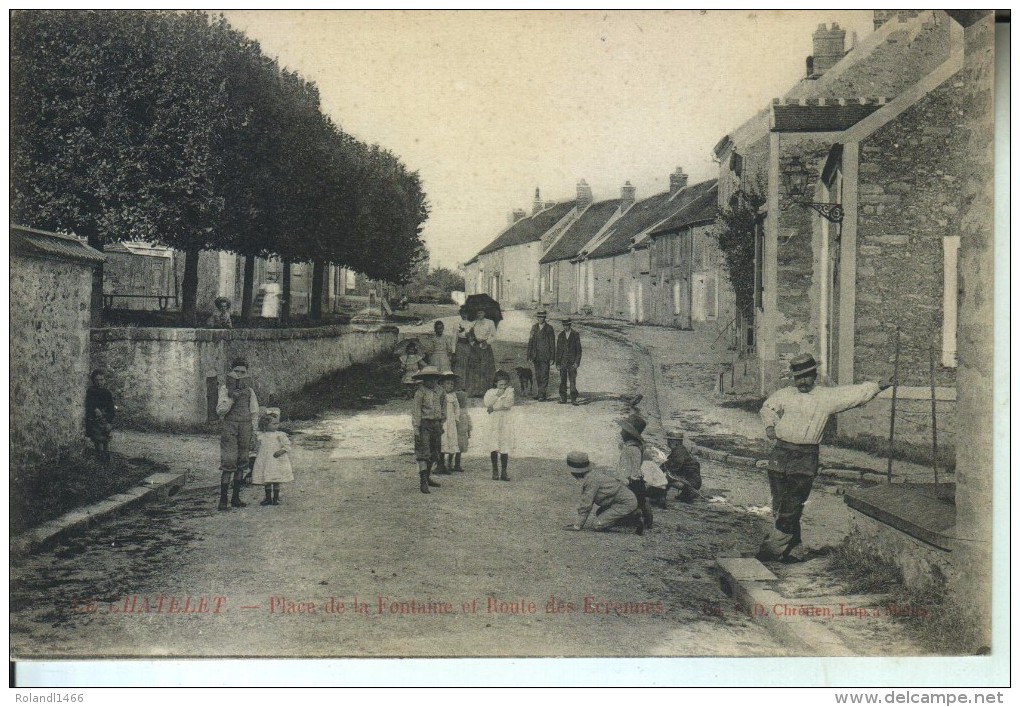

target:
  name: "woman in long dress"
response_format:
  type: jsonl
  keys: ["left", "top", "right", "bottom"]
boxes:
{"left": 467, "top": 309, "right": 497, "bottom": 397}
{"left": 452, "top": 309, "right": 472, "bottom": 385}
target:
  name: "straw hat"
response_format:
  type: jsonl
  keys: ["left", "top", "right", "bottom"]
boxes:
{"left": 566, "top": 451, "right": 591, "bottom": 472}
{"left": 411, "top": 365, "right": 445, "bottom": 380}
{"left": 789, "top": 353, "right": 818, "bottom": 378}
{"left": 617, "top": 413, "right": 647, "bottom": 442}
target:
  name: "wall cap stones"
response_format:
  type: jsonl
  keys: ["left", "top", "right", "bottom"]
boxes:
{"left": 91, "top": 324, "right": 399, "bottom": 343}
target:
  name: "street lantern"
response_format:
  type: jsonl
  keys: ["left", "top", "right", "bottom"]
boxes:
{"left": 780, "top": 156, "right": 844, "bottom": 223}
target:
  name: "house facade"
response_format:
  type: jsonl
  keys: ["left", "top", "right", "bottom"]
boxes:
{"left": 715, "top": 10, "right": 990, "bottom": 450}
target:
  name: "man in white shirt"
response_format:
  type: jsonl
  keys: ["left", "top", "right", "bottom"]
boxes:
{"left": 756, "top": 354, "right": 890, "bottom": 562}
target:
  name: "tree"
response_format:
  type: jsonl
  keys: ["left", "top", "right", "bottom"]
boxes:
{"left": 717, "top": 185, "right": 765, "bottom": 319}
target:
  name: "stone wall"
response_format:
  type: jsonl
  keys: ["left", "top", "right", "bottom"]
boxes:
{"left": 855, "top": 57, "right": 972, "bottom": 389}
{"left": 91, "top": 325, "right": 399, "bottom": 426}
{"left": 10, "top": 254, "right": 96, "bottom": 462}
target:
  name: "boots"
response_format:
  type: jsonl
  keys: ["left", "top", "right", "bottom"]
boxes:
{"left": 453, "top": 453, "right": 463, "bottom": 472}
{"left": 426, "top": 464, "right": 440, "bottom": 488}
{"left": 435, "top": 456, "right": 449, "bottom": 475}
{"left": 633, "top": 510, "right": 645, "bottom": 536}
{"left": 218, "top": 483, "right": 230, "bottom": 511}
{"left": 490, "top": 451, "right": 499, "bottom": 480}
{"left": 499, "top": 453, "right": 510, "bottom": 481}
{"left": 419, "top": 470, "right": 430, "bottom": 494}
{"left": 260, "top": 485, "right": 273, "bottom": 506}
{"left": 272, "top": 483, "right": 281, "bottom": 505}
{"left": 230, "top": 481, "right": 247, "bottom": 508}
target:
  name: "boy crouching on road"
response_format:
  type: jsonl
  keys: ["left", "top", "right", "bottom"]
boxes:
{"left": 566, "top": 452, "right": 643, "bottom": 535}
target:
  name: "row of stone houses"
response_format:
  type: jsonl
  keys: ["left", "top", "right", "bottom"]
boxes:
{"left": 464, "top": 171, "right": 737, "bottom": 335}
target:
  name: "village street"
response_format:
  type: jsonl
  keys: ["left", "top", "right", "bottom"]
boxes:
{"left": 11, "top": 312, "right": 932, "bottom": 659}
{"left": 10, "top": 312, "right": 787, "bottom": 659}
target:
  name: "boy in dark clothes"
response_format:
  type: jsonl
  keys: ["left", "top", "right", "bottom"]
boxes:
{"left": 85, "top": 369, "right": 116, "bottom": 463}
{"left": 661, "top": 428, "right": 702, "bottom": 502}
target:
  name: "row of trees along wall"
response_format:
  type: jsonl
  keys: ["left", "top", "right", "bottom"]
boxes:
{"left": 11, "top": 10, "right": 430, "bottom": 325}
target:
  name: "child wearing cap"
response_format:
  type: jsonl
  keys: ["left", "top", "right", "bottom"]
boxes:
{"left": 566, "top": 451, "right": 642, "bottom": 535}
{"left": 617, "top": 414, "right": 651, "bottom": 529}
{"left": 661, "top": 428, "right": 702, "bottom": 503}
{"left": 411, "top": 366, "right": 447, "bottom": 493}
{"left": 252, "top": 408, "right": 294, "bottom": 506}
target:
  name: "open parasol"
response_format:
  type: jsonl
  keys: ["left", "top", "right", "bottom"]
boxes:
{"left": 463, "top": 294, "right": 503, "bottom": 327}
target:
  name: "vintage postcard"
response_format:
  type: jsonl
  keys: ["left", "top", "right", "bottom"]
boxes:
{"left": 8, "top": 9, "right": 1005, "bottom": 683}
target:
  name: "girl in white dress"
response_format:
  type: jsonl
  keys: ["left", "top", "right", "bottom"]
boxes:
{"left": 483, "top": 370, "right": 515, "bottom": 481}
{"left": 439, "top": 373, "right": 461, "bottom": 473}
{"left": 252, "top": 408, "right": 294, "bottom": 506}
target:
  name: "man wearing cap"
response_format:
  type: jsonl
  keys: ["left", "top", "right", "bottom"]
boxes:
{"left": 565, "top": 452, "right": 642, "bottom": 535}
{"left": 526, "top": 310, "right": 556, "bottom": 400}
{"left": 555, "top": 319, "right": 583, "bottom": 405}
{"left": 757, "top": 353, "right": 891, "bottom": 562}
{"left": 216, "top": 357, "right": 260, "bottom": 510}
{"left": 411, "top": 366, "right": 447, "bottom": 494}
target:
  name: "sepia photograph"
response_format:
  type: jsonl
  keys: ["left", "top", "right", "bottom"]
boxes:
{"left": 8, "top": 8, "right": 1005, "bottom": 684}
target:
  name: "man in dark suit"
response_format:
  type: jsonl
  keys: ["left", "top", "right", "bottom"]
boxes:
{"left": 555, "top": 318, "right": 583, "bottom": 405}
{"left": 526, "top": 310, "right": 556, "bottom": 400}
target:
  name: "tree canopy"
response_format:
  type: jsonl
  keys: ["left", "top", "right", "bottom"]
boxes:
{"left": 11, "top": 10, "right": 429, "bottom": 322}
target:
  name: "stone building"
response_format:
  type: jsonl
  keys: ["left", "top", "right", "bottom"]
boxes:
{"left": 464, "top": 190, "right": 578, "bottom": 309}
{"left": 10, "top": 225, "right": 105, "bottom": 463}
{"left": 645, "top": 182, "right": 735, "bottom": 330}
{"left": 715, "top": 10, "right": 990, "bottom": 451}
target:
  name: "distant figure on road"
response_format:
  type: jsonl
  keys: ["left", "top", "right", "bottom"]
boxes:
{"left": 85, "top": 369, "right": 116, "bottom": 463}
{"left": 566, "top": 451, "right": 642, "bottom": 535}
{"left": 410, "top": 366, "right": 447, "bottom": 494}
{"left": 526, "top": 310, "right": 556, "bottom": 400}
{"left": 757, "top": 353, "right": 890, "bottom": 563}
{"left": 661, "top": 428, "right": 702, "bottom": 503}
{"left": 555, "top": 318, "right": 582, "bottom": 405}
{"left": 466, "top": 309, "right": 497, "bottom": 397}
{"left": 483, "top": 370, "right": 515, "bottom": 481}
{"left": 421, "top": 320, "right": 454, "bottom": 372}
{"left": 252, "top": 408, "right": 293, "bottom": 506}
{"left": 206, "top": 297, "right": 233, "bottom": 329}
{"left": 216, "top": 358, "right": 260, "bottom": 511}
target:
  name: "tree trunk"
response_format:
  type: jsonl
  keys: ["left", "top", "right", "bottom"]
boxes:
{"left": 181, "top": 248, "right": 200, "bottom": 327}
{"left": 311, "top": 260, "right": 325, "bottom": 321}
{"left": 241, "top": 255, "right": 256, "bottom": 324}
{"left": 281, "top": 260, "right": 292, "bottom": 324}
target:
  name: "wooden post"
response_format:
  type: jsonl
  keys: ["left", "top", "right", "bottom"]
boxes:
{"left": 887, "top": 327, "right": 900, "bottom": 483}
{"left": 930, "top": 344, "right": 939, "bottom": 486}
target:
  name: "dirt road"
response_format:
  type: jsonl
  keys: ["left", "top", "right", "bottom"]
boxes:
{"left": 11, "top": 313, "right": 797, "bottom": 658}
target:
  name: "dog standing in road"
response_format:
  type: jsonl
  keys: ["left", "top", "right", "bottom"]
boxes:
{"left": 515, "top": 366, "right": 534, "bottom": 395}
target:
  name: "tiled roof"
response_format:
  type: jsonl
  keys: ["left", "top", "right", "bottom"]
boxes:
{"left": 475, "top": 201, "right": 577, "bottom": 257}
{"left": 587, "top": 179, "right": 717, "bottom": 259}
{"left": 10, "top": 225, "right": 105, "bottom": 264}
{"left": 540, "top": 199, "right": 622, "bottom": 264}
{"left": 772, "top": 100, "right": 884, "bottom": 132}
{"left": 648, "top": 183, "right": 719, "bottom": 236}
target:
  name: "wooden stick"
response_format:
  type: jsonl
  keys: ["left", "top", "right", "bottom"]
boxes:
{"left": 887, "top": 326, "right": 900, "bottom": 483}
{"left": 930, "top": 343, "right": 939, "bottom": 486}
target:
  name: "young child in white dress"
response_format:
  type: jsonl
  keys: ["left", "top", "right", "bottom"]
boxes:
{"left": 252, "top": 408, "right": 294, "bottom": 506}
{"left": 439, "top": 373, "right": 461, "bottom": 474}
{"left": 483, "top": 370, "right": 515, "bottom": 481}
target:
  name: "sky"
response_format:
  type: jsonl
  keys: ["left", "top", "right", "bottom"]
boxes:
{"left": 219, "top": 10, "right": 877, "bottom": 271}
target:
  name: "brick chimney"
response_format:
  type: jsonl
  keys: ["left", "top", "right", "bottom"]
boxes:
{"left": 532, "top": 188, "right": 543, "bottom": 216}
{"left": 808, "top": 23, "right": 846, "bottom": 77}
{"left": 576, "top": 179, "right": 593, "bottom": 211}
{"left": 873, "top": 10, "right": 924, "bottom": 30}
{"left": 669, "top": 167, "right": 688, "bottom": 197}
{"left": 620, "top": 181, "right": 636, "bottom": 211}
{"left": 507, "top": 208, "right": 526, "bottom": 225}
